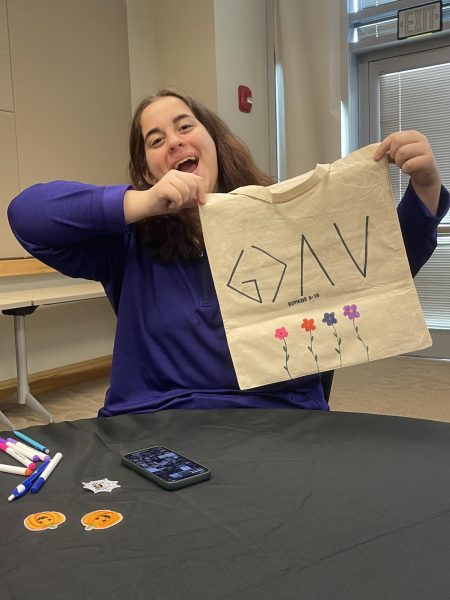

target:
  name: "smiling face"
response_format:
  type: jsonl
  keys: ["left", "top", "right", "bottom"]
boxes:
{"left": 140, "top": 96, "right": 219, "bottom": 193}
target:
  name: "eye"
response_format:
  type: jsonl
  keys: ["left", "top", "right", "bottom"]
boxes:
{"left": 179, "top": 123, "right": 194, "bottom": 132}
{"left": 150, "top": 136, "right": 164, "bottom": 148}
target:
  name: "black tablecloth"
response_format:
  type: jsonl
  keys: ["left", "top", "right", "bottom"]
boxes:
{"left": 1, "top": 409, "right": 449, "bottom": 600}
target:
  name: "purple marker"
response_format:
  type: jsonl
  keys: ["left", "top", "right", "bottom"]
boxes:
{"left": 6, "top": 438, "right": 50, "bottom": 462}
{"left": 0, "top": 442, "right": 36, "bottom": 470}
{"left": 5, "top": 440, "right": 39, "bottom": 462}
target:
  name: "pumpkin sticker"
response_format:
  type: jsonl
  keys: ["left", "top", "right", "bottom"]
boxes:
{"left": 81, "top": 509, "right": 123, "bottom": 530}
{"left": 24, "top": 511, "right": 66, "bottom": 532}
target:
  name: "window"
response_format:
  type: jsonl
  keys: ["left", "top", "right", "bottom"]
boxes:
{"left": 349, "top": 0, "right": 450, "bottom": 50}
{"left": 379, "top": 62, "right": 450, "bottom": 219}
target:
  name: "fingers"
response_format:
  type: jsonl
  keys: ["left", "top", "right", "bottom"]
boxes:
{"left": 151, "top": 170, "right": 207, "bottom": 215}
{"left": 372, "top": 132, "right": 396, "bottom": 161}
{"left": 387, "top": 140, "right": 428, "bottom": 172}
{"left": 372, "top": 130, "right": 427, "bottom": 162}
{"left": 372, "top": 129, "right": 441, "bottom": 190}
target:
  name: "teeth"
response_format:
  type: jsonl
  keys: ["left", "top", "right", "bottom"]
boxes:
{"left": 175, "top": 156, "right": 198, "bottom": 169}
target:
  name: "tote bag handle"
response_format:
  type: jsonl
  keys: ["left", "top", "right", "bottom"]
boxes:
{"left": 230, "top": 163, "right": 330, "bottom": 204}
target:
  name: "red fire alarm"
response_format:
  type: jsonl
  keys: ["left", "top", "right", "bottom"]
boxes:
{"left": 238, "top": 85, "right": 253, "bottom": 113}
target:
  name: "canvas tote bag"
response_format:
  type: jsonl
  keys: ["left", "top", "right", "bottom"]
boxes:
{"left": 199, "top": 144, "right": 431, "bottom": 389}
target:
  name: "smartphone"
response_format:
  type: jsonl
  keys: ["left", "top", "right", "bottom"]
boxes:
{"left": 121, "top": 446, "right": 211, "bottom": 490}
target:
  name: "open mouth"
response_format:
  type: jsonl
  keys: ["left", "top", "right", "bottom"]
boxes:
{"left": 175, "top": 156, "right": 199, "bottom": 173}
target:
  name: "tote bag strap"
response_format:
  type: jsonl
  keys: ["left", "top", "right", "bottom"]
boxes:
{"left": 230, "top": 163, "right": 330, "bottom": 204}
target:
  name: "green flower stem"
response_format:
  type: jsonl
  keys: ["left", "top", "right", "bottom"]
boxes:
{"left": 353, "top": 319, "right": 369, "bottom": 361}
{"left": 307, "top": 331, "right": 320, "bottom": 373}
{"left": 282, "top": 339, "right": 292, "bottom": 379}
{"left": 332, "top": 324, "right": 342, "bottom": 367}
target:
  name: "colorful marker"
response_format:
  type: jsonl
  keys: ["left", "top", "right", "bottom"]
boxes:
{"left": 4, "top": 440, "right": 40, "bottom": 463}
{"left": 12, "top": 431, "right": 49, "bottom": 454}
{"left": 0, "top": 442, "right": 36, "bottom": 470}
{"left": 8, "top": 462, "right": 49, "bottom": 502}
{"left": 0, "top": 464, "right": 33, "bottom": 476}
{"left": 6, "top": 439, "right": 50, "bottom": 463}
{"left": 31, "top": 452, "right": 62, "bottom": 494}
{"left": 0, "top": 438, "right": 37, "bottom": 464}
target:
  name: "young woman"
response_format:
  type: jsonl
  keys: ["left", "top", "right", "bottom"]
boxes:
{"left": 8, "top": 90, "right": 449, "bottom": 416}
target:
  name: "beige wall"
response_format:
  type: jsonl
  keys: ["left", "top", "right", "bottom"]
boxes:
{"left": 214, "top": 0, "right": 270, "bottom": 174}
{"left": 126, "top": 0, "right": 217, "bottom": 112}
{"left": 276, "top": 0, "right": 345, "bottom": 178}
{"left": 0, "top": 0, "right": 21, "bottom": 258}
{"left": 126, "top": 0, "right": 270, "bottom": 172}
{"left": 126, "top": 0, "right": 159, "bottom": 111}
{"left": 8, "top": 0, "right": 131, "bottom": 188}
{"left": 0, "top": 0, "right": 13, "bottom": 111}
{"left": 0, "top": 111, "right": 20, "bottom": 258}
{"left": 154, "top": 0, "right": 218, "bottom": 111}
{"left": 0, "top": 0, "right": 131, "bottom": 381}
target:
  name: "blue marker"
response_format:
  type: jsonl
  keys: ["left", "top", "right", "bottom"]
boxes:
{"left": 31, "top": 452, "right": 62, "bottom": 494}
{"left": 8, "top": 462, "right": 49, "bottom": 502}
{"left": 12, "top": 431, "right": 49, "bottom": 454}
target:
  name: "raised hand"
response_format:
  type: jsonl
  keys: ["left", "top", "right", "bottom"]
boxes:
{"left": 373, "top": 130, "right": 441, "bottom": 215}
{"left": 124, "top": 170, "right": 207, "bottom": 224}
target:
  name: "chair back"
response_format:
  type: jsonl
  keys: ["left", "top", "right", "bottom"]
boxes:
{"left": 321, "top": 370, "right": 334, "bottom": 402}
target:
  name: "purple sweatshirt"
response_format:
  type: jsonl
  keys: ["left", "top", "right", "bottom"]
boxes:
{"left": 8, "top": 181, "right": 449, "bottom": 416}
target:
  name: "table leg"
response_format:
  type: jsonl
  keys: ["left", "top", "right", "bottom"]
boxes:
{"left": 13, "top": 314, "right": 53, "bottom": 423}
{"left": 0, "top": 410, "right": 16, "bottom": 431}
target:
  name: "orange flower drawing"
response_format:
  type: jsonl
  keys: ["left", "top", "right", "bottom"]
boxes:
{"left": 300, "top": 318, "right": 319, "bottom": 372}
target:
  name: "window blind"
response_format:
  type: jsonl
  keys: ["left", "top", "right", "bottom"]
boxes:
{"left": 379, "top": 63, "right": 450, "bottom": 222}
{"left": 379, "top": 63, "right": 450, "bottom": 329}
{"left": 413, "top": 237, "right": 450, "bottom": 328}
{"left": 351, "top": 0, "right": 397, "bottom": 9}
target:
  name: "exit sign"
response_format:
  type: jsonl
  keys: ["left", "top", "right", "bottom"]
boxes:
{"left": 398, "top": 1, "right": 442, "bottom": 39}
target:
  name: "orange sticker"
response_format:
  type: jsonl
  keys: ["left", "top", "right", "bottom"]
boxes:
{"left": 24, "top": 511, "right": 66, "bottom": 531}
{"left": 81, "top": 509, "right": 123, "bottom": 530}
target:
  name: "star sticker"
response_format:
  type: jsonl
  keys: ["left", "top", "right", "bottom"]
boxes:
{"left": 82, "top": 478, "right": 121, "bottom": 494}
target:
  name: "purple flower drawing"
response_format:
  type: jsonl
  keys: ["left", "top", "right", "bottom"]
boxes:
{"left": 343, "top": 304, "right": 369, "bottom": 361}
{"left": 322, "top": 312, "right": 342, "bottom": 367}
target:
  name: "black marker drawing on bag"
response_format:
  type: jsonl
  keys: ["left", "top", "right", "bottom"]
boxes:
{"left": 227, "top": 217, "right": 370, "bottom": 303}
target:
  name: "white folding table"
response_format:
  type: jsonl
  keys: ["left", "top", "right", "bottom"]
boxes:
{"left": 0, "top": 277, "right": 105, "bottom": 430}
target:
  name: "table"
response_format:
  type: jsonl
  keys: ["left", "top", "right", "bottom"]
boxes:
{"left": 0, "top": 277, "right": 105, "bottom": 429}
{"left": 0, "top": 280, "right": 105, "bottom": 305}
{"left": 1, "top": 409, "right": 449, "bottom": 600}
{"left": 0, "top": 296, "right": 34, "bottom": 311}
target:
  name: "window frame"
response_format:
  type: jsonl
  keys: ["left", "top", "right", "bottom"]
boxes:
{"left": 352, "top": 16, "right": 450, "bottom": 355}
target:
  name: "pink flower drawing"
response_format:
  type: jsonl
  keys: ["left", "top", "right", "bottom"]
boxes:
{"left": 274, "top": 327, "right": 292, "bottom": 379}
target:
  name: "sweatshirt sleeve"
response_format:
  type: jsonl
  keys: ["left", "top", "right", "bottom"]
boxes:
{"left": 397, "top": 181, "right": 449, "bottom": 277}
{"left": 8, "top": 181, "right": 131, "bottom": 309}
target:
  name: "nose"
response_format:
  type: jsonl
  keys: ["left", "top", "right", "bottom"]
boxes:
{"left": 167, "top": 131, "right": 185, "bottom": 152}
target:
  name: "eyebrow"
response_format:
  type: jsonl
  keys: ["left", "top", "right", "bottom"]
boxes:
{"left": 144, "top": 113, "right": 194, "bottom": 143}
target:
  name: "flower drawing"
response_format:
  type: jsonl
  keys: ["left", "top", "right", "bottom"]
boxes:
{"left": 274, "top": 327, "right": 292, "bottom": 379}
{"left": 343, "top": 304, "right": 360, "bottom": 320}
{"left": 322, "top": 312, "right": 342, "bottom": 367}
{"left": 300, "top": 318, "right": 319, "bottom": 372}
{"left": 301, "top": 318, "right": 316, "bottom": 332}
{"left": 343, "top": 304, "right": 369, "bottom": 361}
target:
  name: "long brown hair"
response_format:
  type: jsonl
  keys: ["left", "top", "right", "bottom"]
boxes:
{"left": 129, "top": 89, "right": 274, "bottom": 260}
